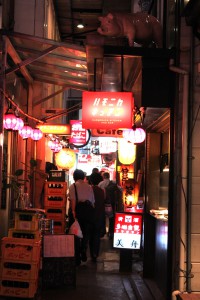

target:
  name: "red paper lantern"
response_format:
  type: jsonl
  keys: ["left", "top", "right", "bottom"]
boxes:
{"left": 123, "top": 127, "right": 146, "bottom": 144}
{"left": 48, "top": 139, "right": 59, "bottom": 150}
{"left": 31, "top": 128, "right": 43, "bottom": 141}
{"left": 19, "top": 125, "right": 33, "bottom": 139}
{"left": 53, "top": 144, "right": 62, "bottom": 153}
{"left": 3, "top": 113, "right": 18, "bottom": 130}
{"left": 12, "top": 117, "right": 24, "bottom": 131}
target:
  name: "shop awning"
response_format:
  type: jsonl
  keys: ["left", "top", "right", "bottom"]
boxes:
{"left": 2, "top": 30, "right": 88, "bottom": 91}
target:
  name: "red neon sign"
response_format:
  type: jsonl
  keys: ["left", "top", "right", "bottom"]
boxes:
{"left": 82, "top": 91, "right": 134, "bottom": 129}
{"left": 113, "top": 213, "right": 143, "bottom": 249}
{"left": 69, "top": 120, "right": 86, "bottom": 144}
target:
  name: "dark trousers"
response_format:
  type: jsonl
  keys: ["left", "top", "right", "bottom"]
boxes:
{"left": 77, "top": 218, "right": 92, "bottom": 257}
{"left": 89, "top": 224, "right": 101, "bottom": 258}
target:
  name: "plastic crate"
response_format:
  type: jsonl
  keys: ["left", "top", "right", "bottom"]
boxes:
{"left": 46, "top": 207, "right": 66, "bottom": 221}
{"left": 44, "top": 195, "right": 66, "bottom": 208}
{"left": 0, "top": 279, "right": 38, "bottom": 298}
{"left": 45, "top": 182, "right": 67, "bottom": 196}
{"left": 53, "top": 220, "right": 66, "bottom": 234}
{"left": 14, "top": 210, "right": 42, "bottom": 222}
{"left": 42, "top": 257, "right": 76, "bottom": 288}
{"left": 14, "top": 219, "right": 39, "bottom": 231}
{"left": 8, "top": 229, "right": 41, "bottom": 240}
{"left": 0, "top": 260, "right": 40, "bottom": 280}
{"left": 1, "top": 237, "right": 41, "bottom": 262}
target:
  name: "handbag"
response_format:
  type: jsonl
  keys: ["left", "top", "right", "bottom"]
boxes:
{"left": 74, "top": 183, "right": 94, "bottom": 223}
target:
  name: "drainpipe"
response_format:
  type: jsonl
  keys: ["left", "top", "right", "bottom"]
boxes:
{"left": 169, "top": 60, "right": 189, "bottom": 293}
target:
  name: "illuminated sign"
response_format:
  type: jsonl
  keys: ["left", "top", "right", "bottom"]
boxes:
{"left": 113, "top": 213, "right": 142, "bottom": 249}
{"left": 37, "top": 124, "right": 70, "bottom": 135}
{"left": 69, "top": 120, "right": 86, "bottom": 144}
{"left": 91, "top": 128, "right": 124, "bottom": 137}
{"left": 82, "top": 91, "right": 134, "bottom": 129}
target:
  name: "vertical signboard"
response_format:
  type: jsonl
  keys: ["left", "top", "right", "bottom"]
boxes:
{"left": 69, "top": 120, "right": 86, "bottom": 145}
{"left": 113, "top": 213, "right": 143, "bottom": 249}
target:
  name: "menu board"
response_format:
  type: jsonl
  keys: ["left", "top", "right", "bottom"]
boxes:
{"left": 43, "top": 234, "right": 74, "bottom": 257}
{"left": 113, "top": 213, "right": 143, "bottom": 250}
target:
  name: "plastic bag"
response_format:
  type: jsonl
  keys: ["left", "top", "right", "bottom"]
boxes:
{"left": 69, "top": 219, "right": 83, "bottom": 238}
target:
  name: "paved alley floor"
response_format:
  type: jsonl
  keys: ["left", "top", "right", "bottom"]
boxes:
{"left": 38, "top": 236, "right": 156, "bottom": 300}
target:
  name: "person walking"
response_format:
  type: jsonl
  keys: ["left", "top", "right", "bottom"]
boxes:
{"left": 98, "top": 172, "right": 122, "bottom": 239}
{"left": 68, "top": 169, "right": 95, "bottom": 264}
{"left": 89, "top": 172, "right": 105, "bottom": 262}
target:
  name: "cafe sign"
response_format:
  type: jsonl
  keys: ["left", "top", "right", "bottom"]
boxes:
{"left": 82, "top": 91, "right": 134, "bottom": 129}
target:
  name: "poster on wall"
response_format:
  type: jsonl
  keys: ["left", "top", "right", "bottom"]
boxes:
{"left": 82, "top": 91, "right": 134, "bottom": 129}
{"left": 113, "top": 213, "right": 143, "bottom": 250}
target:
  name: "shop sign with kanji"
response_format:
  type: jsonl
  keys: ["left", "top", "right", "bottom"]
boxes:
{"left": 82, "top": 91, "right": 134, "bottom": 129}
{"left": 69, "top": 120, "right": 86, "bottom": 144}
{"left": 113, "top": 213, "right": 143, "bottom": 249}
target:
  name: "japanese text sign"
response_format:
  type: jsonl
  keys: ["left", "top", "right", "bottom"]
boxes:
{"left": 113, "top": 213, "right": 143, "bottom": 249}
{"left": 82, "top": 91, "right": 134, "bottom": 129}
{"left": 69, "top": 120, "right": 86, "bottom": 144}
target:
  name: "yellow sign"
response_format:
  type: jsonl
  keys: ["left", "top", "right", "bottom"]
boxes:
{"left": 37, "top": 124, "right": 70, "bottom": 135}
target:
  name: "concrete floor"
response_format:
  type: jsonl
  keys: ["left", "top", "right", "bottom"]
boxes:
{"left": 37, "top": 236, "right": 158, "bottom": 300}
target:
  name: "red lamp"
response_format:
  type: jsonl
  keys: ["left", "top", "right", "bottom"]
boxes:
{"left": 19, "top": 125, "right": 33, "bottom": 139}
{"left": 31, "top": 128, "right": 43, "bottom": 141}
{"left": 3, "top": 111, "right": 18, "bottom": 130}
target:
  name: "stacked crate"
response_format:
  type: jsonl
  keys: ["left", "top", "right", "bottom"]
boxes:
{"left": 44, "top": 181, "right": 67, "bottom": 234}
{"left": 0, "top": 210, "right": 42, "bottom": 298}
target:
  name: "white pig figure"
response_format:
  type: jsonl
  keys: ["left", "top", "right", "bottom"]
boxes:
{"left": 97, "top": 12, "right": 163, "bottom": 48}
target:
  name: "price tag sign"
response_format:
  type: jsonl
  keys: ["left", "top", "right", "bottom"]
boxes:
{"left": 113, "top": 213, "right": 143, "bottom": 249}
{"left": 82, "top": 91, "right": 134, "bottom": 129}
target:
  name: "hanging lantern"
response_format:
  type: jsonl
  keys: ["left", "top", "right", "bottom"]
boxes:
{"left": 48, "top": 139, "right": 59, "bottom": 150}
{"left": 123, "top": 127, "right": 146, "bottom": 144}
{"left": 19, "top": 125, "right": 33, "bottom": 139}
{"left": 118, "top": 139, "right": 136, "bottom": 165}
{"left": 3, "top": 111, "right": 18, "bottom": 130}
{"left": 53, "top": 143, "right": 62, "bottom": 153}
{"left": 12, "top": 117, "right": 24, "bottom": 131}
{"left": 31, "top": 128, "right": 43, "bottom": 141}
{"left": 123, "top": 179, "right": 139, "bottom": 207}
{"left": 55, "top": 148, "right": 76, "bottom": 169}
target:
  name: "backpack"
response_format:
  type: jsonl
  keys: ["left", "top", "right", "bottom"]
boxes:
{"left": 105, "top": 181, "right": 122, "bottom": 209}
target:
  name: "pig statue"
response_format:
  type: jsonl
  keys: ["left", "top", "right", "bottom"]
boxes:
{"left": 97, "top": 12, "right": 163, "bottom": 48}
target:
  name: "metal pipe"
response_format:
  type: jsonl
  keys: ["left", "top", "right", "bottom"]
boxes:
{"left": 186, "top": 33, "right": 195, "bottom": 293}
{"left": 169, "top": 60, "right": 189, "bottom": 293}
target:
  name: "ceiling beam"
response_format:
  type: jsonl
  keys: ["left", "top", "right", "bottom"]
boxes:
{"left": 6, "top": 37, "right": 33, "bottom": 84}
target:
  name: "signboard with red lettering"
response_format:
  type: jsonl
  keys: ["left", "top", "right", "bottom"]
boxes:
{"left": 69, "top": 120, "right": 86, "bottom": 144}
{"left": 113, "top": 213, "right": 143, "bottom": 249}
{"left": 82, "top": 91, "right": 134, "bottom": 129}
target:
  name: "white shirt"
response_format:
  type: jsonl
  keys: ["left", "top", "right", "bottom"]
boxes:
{"left": 68, "top": 180, "right": 95, "bottom": 212}
{"left": 98, "top": 178, "right": 110, "bottom": 190}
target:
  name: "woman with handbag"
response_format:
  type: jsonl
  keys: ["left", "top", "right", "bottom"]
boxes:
{"left": 68, "top": 169, "right": 95, "bottom": 264}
